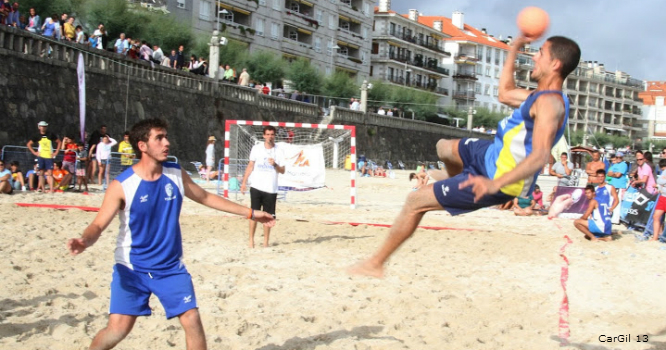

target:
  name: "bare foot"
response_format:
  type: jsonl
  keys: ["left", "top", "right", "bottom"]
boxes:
{"left": 599, "top": 236, "right": 612, "bottom": 242}
{"left": 347, "top": 260, "right": 384, "bottom": 278}
{"left": 249, "top": 242, "right": 254, "bottom": 249}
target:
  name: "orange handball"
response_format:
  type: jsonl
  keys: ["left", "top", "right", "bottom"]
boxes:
{"left": 516, "top": 6, "right": 549, "bottom": 39}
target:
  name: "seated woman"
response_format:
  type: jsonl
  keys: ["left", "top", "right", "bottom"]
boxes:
{"left": 374, "top": 166, "right": 387, "bottom": 177}
{"left": 532, "top": 184, "right": 545, "bottom": 210}
{"left": 198, "top": 164, "right": 219, "bottom": 180}
{"left": 9, "top": 161, "right": 26, "bottom": 191}
{"left": 513, "top": 193, "right": 536, "bottom": 216}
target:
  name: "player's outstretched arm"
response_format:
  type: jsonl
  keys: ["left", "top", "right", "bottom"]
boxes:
{"left": 498, "top": 35, "right": 531, "bottom": 109}
{"left": 67, "top": 180, "right": 124, "bottom": 255}
{"left": 181, "top": 169, "right": 276, "bottom": 226}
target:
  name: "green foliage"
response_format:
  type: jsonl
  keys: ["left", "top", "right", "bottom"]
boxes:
{"left": 469, "top": 108, "right": 505, "bottom": 129}
{"left": 366, "top": 80, "right": 392, "bottom": 109}
{"left": 286, "top": 58, "right": 323, "bottom": 94}
{"left": 244, "top": 50, "right": 286, "bottom": 85}
{"left": 19, "top": 0, "right": 79, "bottom": 19}
{"left": 322, "top": 72, "right": 358, "bottom": 104}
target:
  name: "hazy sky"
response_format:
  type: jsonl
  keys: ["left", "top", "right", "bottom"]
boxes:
{"left": 389, "top": 0, "right": 665, "bottom": 81}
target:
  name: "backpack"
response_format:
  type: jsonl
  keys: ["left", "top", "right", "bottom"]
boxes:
{"left": 229, "top": 177, "right": 240, "bottom": 191}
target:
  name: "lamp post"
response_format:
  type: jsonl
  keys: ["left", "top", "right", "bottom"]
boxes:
{"left": 329, "top": 44, "right": 340, "bottom": 75}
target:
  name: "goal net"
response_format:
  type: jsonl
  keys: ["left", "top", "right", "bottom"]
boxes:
{"left": 221, "top": 120, "right": 357, "bottom": 209}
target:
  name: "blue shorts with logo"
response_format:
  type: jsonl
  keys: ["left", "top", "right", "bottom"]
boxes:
{"left": 37, "top": 157, "right": 53, "bottom": 171}
{"left": 110, "top": 263, "right": 198, "bottom": 319}
{"left": 433, "top": 138, "right": 515, "bottom": 216}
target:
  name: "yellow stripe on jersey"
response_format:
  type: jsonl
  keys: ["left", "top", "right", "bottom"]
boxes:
{"left": 494, "top": 122, "right": 526, "bottom": 197}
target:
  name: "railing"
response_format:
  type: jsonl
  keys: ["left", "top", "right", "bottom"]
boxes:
{"left": 0, "top": 26, "right": 322, "bottom": 118}
{"left": 452, "top": 91, "right": 475, "bottom": 99}
{"left": 452, "top": 73, "right": 478, "bottom": 80}
{"left": 330, "top": 106, "right": 492, "bottom": 140}
{"left": 387, "top": 30, "right": 451, "bottom": 56}
{"left": 454, "top": 54, "right": 479, "bottom": 62}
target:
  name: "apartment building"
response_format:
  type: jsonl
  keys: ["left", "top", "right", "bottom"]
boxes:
{"left": 638, "top": 81, "right": 666, "bottom": 139}
{"left": 370, "top": 2, "right": 452, "bottom": 104}
{"left": 164, "top": 0, "right": 374, "bottom": 79}
{"left": 515, "top": 58, "right": 645, "bottom": 139}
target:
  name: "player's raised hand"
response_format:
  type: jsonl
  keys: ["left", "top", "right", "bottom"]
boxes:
{"left": 253, "top": 210, "right": 277, "bottom": 227}
{"left": 459, "top": 174, "right": 499, "bottom": 202}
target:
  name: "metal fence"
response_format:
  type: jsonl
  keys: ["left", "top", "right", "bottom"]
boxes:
{"left": 1, "top": 145, "right": 178, "bottom": 183}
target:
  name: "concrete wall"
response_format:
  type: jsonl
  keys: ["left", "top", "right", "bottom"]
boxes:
{"left": 0, "top": 26, "right": 490, "bottom": 167}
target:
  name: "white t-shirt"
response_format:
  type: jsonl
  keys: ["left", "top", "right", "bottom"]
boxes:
{"left": 248, "top": 143, "right": 283, "bottom": 194}
{"left": 205, "top": 144, "right": 215, "bottom": 166}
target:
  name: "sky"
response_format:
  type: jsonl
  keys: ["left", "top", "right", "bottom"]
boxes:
{"left": 389, "top": 0, "right": 666, "bottom": 81}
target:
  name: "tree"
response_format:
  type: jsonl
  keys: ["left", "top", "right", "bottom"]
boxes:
{"left": 366, "top": 80, "right": 393, "bottom": 110}
{"left": 286, "top": 58, "right": 323, "bottom": 95}
{"left": 322, "top": 72, "right": 358, "bottom": 105}
{"left": 19, "top": 0, "right": 82, "bottom": 20}
{"left": 244, "top": 50, "right": 286, "bottom": 85}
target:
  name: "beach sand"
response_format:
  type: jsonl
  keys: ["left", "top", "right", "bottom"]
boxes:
{"left": 0, "top": 169, "right": 664, "bottom": 350}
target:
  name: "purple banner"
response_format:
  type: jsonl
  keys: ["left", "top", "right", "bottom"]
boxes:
{"left": 77, "top": 53, "right": 86, "bottom": 143}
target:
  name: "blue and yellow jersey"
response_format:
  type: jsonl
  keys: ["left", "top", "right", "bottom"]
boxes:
{"left": 484, "top": 90, "right": 569, "bottom": 197}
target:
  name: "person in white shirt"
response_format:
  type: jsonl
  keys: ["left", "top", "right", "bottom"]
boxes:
{"left": 205, "top": 136, "right": 215, "bottom": 183}
{"left": 377, "top": 107, "right": 386, "bottom": 115}
{"left": 92, "top": 135, "right": 117, "bottom": 189}
{"left": 350, "top": 98, "right": 360, "bottom": 110}
{"left": 240, "top": 126, "right": 285, "bottom": 248}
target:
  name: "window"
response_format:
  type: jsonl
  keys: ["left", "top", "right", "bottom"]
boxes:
{"left": 315, "top": 9, "right": 322, "bottom": 22}
{"left": 177, "top": 0, "right": 186, "bottom": 8}
{"left": 493, "top": 85, "right": 498, "bottom": 97}
{"left": 288, "top": 29, "right": 298, "bottom": 40}
{"left": 271, "top": 22, "right": 279, "bottom": 39}
{"left": 363, "top": 3, "right": 370, "bottom": 16}
{"left": 494, "top": 68, "right": 499, "bottom": 79}
{"left": 199, "top": 1, "right": 211, "bottom": 20}
{"left": 485, "top": 47, "right": 490, "bottom": 63}
{"left": 476, "top": 65, "right": 482, "bottom": 75}
{"left": 362, "top": 26, "right": 367, "bottom": 39}
{"left": 495, "top": 48, "right": 500, "bottom": 65}
{"left": 340, "top": 47, "right": 348, "bottom": 56}
{"left": 329, "top": 14, "right": 336, "bottom": 29}
{"left": 256, "top": 19, "right": 264, "bottom": 36}
{"left": 475, "top": 82, "right": 482, "bottom": 93}
{"left": 327, "top": 39, "right": 333, "bottom": 54}
{"left": 290, "top": 2, "right": 299, "bottom": 11}
{"left": 361, "top": 50, "right": 366, "bottom": 62}
{"left": 485, "top": 66, "right": 490, "bottom": 77}
{"left": 484, "top": 84, "right": 490, "bottom": 96}
{"left": 272, "top": 0, "right": 280, "bottom": 10}
{"left": 477, "top": 46, "right": 483, "bottom": 61}
{"left": 314, "top": 37, "right": 321, "bottom": 52}
{"left": 223, "top": 11, "right": 234, "bottom": 23}
{"left": 389, "top": 22, "right": 396, "bottom": 35}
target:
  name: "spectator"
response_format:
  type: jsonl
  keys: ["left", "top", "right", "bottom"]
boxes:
{"left": 191, "top": 57, "right": 208, "bottom": 75}
{"left": 205, "top": 136, "right": 216, "bottom": 183}
{"left": 87, "top": 125, "right": 107, "bottom": 183}
{"left": 631, "top": 150, "right": 656, "bottom": 194}
{"left": 94, "top": 134, "right": 117, "bottom": 190}
{"left": 75, "top": 142, "right": 89, "bottom": 193}
{"left": 98, "top": 25, "right": 109, "bottom": 50}
{"left": 377, "top": 107, "right": 386, "bottom": 115}
{"left": 117, "top": 131, "right": 135, "bottom": 172}
{"left": 607, "top": 152, "right": 628, "bottom": 189}
{"left": 168, "top": 49, "right": 178, "bottom": 68}
{"left": 532, "top": 184, "right": 544, "bottom": 209}
{"left": 63, "top": 16, "right": 75, "bottom": 41}
{"left": 585, "top": 150, "right": 605, "bottom": 186}
{"left": 651, "top": 159, "right": 666, "bottom": 241}
{"left": 238, "top": 68, "right": 250, "bottom": 86}
{"left": 0, "top": 0, "right": 11, "bottom": 25}
{"left": 152, "top": 44, "right": 164, "bottom": 64}
{"left": 290, "top": 90, "right": 300, "bottom": 101}
{"left": 574, "top": 185, "right": 612, "bottom": 241}
{"left": 126, "top": 40, "right": 139, "bottom": 59}
{"left": 349, "top": 98, "right": 360, "bottom": 110}
{"left": 114, "top": 33, "right": 128, "bottom": 54}
{"left": 550, "top": 152, "right": 573, "bottom": 187}
{"left": 0, "top": 160, "right": 12, "bottom": 194}
{"left": 26, "top": 7, "right": 40, "bottom": 33}
{"left": 262, "top": 84, "right": 270, "bottom": 95}
{"left": 387, "top": 109, "right": 394, "bottom": 116}
{"left": 88, "top": 30, "right": 99, "bottom": 48}
{"left": 176, "top": 45, "right": 185, "bottom": 69}
{"left": 9, "top": 161, "right": 25, "bottom": 192}
{"left": 25, "top": 162, "right": 38, "bottom": 191}
{"left": 52, "top": 161, "right": 73, "bottom": 191}
{"left": 139, "top": 40, "right": 153, "bottom": 62}
{"left": 26, "top": 121, "right": 61, "bottom": 193}
{"left": 75, "top": 25, "right": 85, "bottom": 44}
{"left": 6, "top": 1, "right": 19, "bottom": 27}
{"left": 513, "top": 193, "right": 535, "bottom": 216}
{"left": 187, "top": 54, "right": 198, "bottom": 70}
{"left": 223, "top": 64, "right": 235, "bottom": 82}
{"left": 41, "top": 14, "right": 58, "bottom": 38}
{"left": 61, "top": 136, "right": 78, "bottom": 186}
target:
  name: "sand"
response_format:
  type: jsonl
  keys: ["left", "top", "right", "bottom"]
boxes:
{"left": 0, "top": 169, "right": 665, "bottom": 350}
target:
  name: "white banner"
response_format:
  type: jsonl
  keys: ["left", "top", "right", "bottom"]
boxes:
{"left": 277, "top": 142, "right": 325, "bottom": 188}
{"left": 77, "top": 53, "right": 86, "bottom": 143}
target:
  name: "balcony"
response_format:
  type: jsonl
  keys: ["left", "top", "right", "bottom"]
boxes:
{"left": 283, "top": 8, "right": 319, "bottom": 29}
{"left": 281, "top": 38, "right": 312, "bottom": 56}
{"left": 452, "top": 72, "right": 478, "bottom": 81}
{"left": 452, "top": 90, "right": 476, "bottom": 100}
{"left": 388, "top": 30, "right": 451, "bottom": 56}
{"left": 455, "top": 54, "right": 479, "bottom": 64}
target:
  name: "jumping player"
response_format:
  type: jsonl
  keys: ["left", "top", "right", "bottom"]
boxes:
{"left": 67, "top": 118, "right": 275, "bottom": 350}
{"left": 350, "top": 34, "right": 581, "bottom": 278}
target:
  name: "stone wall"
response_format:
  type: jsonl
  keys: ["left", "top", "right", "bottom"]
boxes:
{"left": 0, "top": 25, "right": 491, "bottom": 167}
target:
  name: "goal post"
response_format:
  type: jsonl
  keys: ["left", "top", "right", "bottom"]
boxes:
{"left": 222, "top": 120, "right": 357, "bottom": 209}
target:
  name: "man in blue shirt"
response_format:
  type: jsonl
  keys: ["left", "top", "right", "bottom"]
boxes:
{"left": 607, "top": 152, "right": 628, "bottom": 190}
{"left": 67, "top": 118, "right": 276, "bottom": 349}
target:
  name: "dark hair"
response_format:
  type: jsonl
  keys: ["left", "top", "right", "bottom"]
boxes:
{"left": 54, "top": 161, "right": 63, "bottom": 168}
{"left": 560, "top": 152, "right": 568, "bottom": 157}
{"left": 263, "top": 125, "right": 276, "bottom": 134}
{"left": 75, "top": 25, "right": 82, "bottom": 30}
{"left": 585, "top": 184, "right": 595, "bottom": 192}
{"left": 595, "top": 168, "right": 606, "bottom": 176}
{"left": 10, "top": 160, "right": 19, "bottom": 166}
{"left": 409, "top": 173, "right": 416, "bottom": 181}
{"left": 547, "top": 36, "right": 581, "bottom": 79}
{"left": 534, "top": 184, "right": 540, "bottom": 190}
{"left": 645, "top": 151, "right": 653, "bottom": 164}
{"left": 659, "top": 159, "right": 666, "bottom": 169}
{"left": 129, "top": 118, "right": 169, "bottom": 160}
{"left": 124, "top": 131, "right": 130, "bottom": 136}
{"left": 100, "top": 124, "right": 107, "bottom": 129}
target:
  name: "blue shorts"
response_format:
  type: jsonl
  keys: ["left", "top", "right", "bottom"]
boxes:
{"left": 433, "top": 138, "right": 514, "bottom": 216}
{"left": 110, "top": 264, "right": 198, "bottom": 319}
{"left": 588, "top": 220, "right": 610, "bottom": 238}
{"left": 37, "top": 157, "right": 53, "bottom": 171}
{"left": 99, "top": 158, "right": 110, "bottom": 165}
